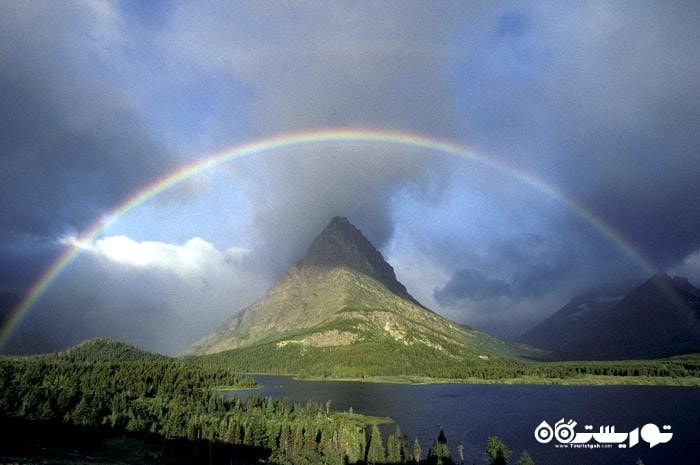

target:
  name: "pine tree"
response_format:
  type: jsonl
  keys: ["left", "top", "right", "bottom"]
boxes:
{"left": 387, "top": 425, "right": 403, "bottom": 462}
{"left": 342, "top": 425, "right": 365, "bottom": 464}
{"left": 399, "top": 430, "right": 411, "bottom": 463}
{"left": 367, "top": 424, "right": 386, "bottom": 464}
{"left": 279, "top": 424, "right": 290, "bottom": 452}
{"left": 71, "top": 397, "right": 93, "bottom": 426}
{"left": 427, "top": 429, "right": 452, "bottom": 465}
{"left": 485, "top": 436, "right": 511, "bottom": 465}
{"left": 413, "top": 438, "right": 422, "bottom": 464}
{"left": 388, "top": 433, "right": 398, "bottom": 462}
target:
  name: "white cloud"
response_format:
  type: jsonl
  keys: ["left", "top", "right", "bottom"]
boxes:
{"left": 83, "top": 235, "right": 236, "bottom": 273}
{"left": 670, "top": 250, "right": 700, "bottom": 287}
{"left": 39, "top": 236, "right": 270, "bottom": 354}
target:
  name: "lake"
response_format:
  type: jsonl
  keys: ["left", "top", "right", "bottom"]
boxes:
{"left": 228, "top": 376, "right": 700, "bottom": 465}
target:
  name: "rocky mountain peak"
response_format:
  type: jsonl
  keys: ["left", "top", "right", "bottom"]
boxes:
{"left": 185, "top": 216, "right": 535, "bottom": 357}
{"left": 299, "top": 217, "right": 421, "bottom": 306}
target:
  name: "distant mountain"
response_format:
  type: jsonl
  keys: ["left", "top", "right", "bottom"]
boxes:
{"left": 49, "top": 337, "right": 168, "bottom": 362}
{"left": 519, "top": 275, "right": 700, "bottom": 359}
{"left": 186, "top": 217, "right": 543, "bottom": 374}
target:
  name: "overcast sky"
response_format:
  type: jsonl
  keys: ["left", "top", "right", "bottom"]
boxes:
{"left": 1, "top": 1, "right": 699, "bottom": 354}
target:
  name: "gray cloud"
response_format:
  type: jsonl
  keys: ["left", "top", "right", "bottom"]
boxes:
{"left": 2, "top": 1, "right": 699, "bottom": 350}
{"left": 422, "top": 2, "right": 700, "bottom": 337}
{"left": 457, "top": 2, "right": 700, "bottom": 268}
{"left": 432, "top": 233, "right": 577, "bottom": 315}
{"left": 434, "top": 268, "right": 513, "bottom": 304}
{"left": 236, "top": 146, "right": 453, "bottom": 278}
{"left": 162, "top": 1, "right": 471, "bottom": 277}
{"left": 162, "top": 1, "right": 700, "bottom": 284}
{"left": 0, "top": 1, "right": 174, "bottom": 241}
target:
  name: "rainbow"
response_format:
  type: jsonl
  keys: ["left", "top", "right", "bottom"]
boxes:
{"left": 0, "top": 128, "right": 664, "bottom": 349}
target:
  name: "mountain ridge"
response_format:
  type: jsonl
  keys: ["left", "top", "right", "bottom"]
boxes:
{"left": 518, "top": 274, "right": 700, "bottom": 359}
{"left": 185, "top": 217, "right": 542, "bottom": 364}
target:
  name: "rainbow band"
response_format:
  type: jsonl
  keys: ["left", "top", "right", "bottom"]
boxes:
{"left": 0, "top": 128, "right": 663, "bottom": 349}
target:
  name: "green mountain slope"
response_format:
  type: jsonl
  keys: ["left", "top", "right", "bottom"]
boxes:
{"left": 186, "top": 218, "right": 545, "bottom": 373}
{"left": 49, "top": 337, "right": 168, "bottom": 362}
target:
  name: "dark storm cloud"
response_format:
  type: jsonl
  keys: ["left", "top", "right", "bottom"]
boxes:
{"left": 457, "top": 2, "right": 700, "bottom": 269}
{"left": 0, "top": 1, "right": 173, "bottom": 243}
{"left": 433, "top": 232, "right": 579, "bottom": 308}
{"left": 430, "top": 1, "right": 700, "bottom": 333}
{"left": 0, "top": 240, "right": 59, "bottom": 292}
{"left": 164, "top": 1, "right": 700, "bottom": 286}
{"left": 236, "top": 147, "right": 453, "bottom": 278}
{"left": 164, "top": 0, "right": 473, "bottom": 277}
{"left": 434, "top": 268, "right": 513, "bottom": 304}
{"left": 3, "top": 1, "right": 700, "bottom": 351}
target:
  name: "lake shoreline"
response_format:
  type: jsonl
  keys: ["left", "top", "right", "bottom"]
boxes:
{"left": 221, "top": 370, "right": 700, "bottom": 387}
{"left": 290, "top": 374, "right": 700, "bottom": 387}
{"left": 220, "top": 373, "right": 700, "bottom": 465}
{"left": 214, "top": 384, "right": 262, "bottom": 391}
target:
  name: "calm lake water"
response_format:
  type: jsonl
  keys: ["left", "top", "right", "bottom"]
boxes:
{"left": 228, "top": 376, "right": 700, "bottom": 465}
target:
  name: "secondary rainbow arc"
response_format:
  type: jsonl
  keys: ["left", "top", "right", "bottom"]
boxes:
{"left": 0, "top": 128, "right": 663, "bottom": 349}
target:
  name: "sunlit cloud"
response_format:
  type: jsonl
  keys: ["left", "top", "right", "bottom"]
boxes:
{"left": 31, "top": 235, "right": 269, "bottom": 354}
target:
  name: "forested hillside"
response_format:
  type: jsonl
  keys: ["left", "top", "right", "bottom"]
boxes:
{"left": 50, "top": 337, "right": 169, "bottom": 362}
{"left": 0, "top": 358, "right": 400, "bottom": 464}
{"left": 195, "top": 341, "right": 700, "bottom": 384}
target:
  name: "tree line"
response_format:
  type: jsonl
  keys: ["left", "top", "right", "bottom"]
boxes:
{"left": 193, "top": 339, "right": 700, "bottom": 381}
{"left": 0, "top": 357, "right": 541, "bottom": 464}
{"left": 0, "top": 356, "right": 666, "bottom": 465}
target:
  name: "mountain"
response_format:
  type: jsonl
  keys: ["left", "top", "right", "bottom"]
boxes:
{"left": 515, "top": 281, "right": 634, "bottom": 357}
{"left": 186, "top": 217, "right": 543, "bottom": 375}
{"left": 298, "top": 216, "right": 422, "bottom": 307}
{"left": 518, "top": 275, "right": 700, "bottom": 359}
{"left": 48, "top": 337, "right": 168, "bottom": 362}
